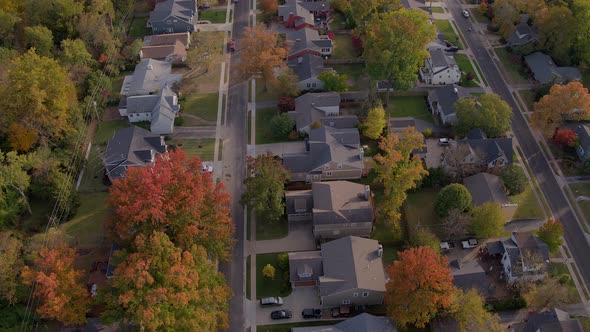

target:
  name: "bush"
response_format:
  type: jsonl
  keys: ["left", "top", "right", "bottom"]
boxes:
{"left": 466, "top": 72, "right": 474, "bottom": 81}
{"left": 270, "top": 112, "right": 295, "bottom": 139}
{"left": 553, "top": 129, "right": 577, "bottom": 148}
{"left": 487, "top": 297, "right": 526, "bottom": 312}
{"left": 287, "top": 131, "right": 299, "bottom": 140}
{"left": 435, "top": 184, "right": 472, "bottom": 218}
{"left": 277, "top": 253, "right": 289, "bottom": 272}
{"left": 558, "top": 274, "right": 571, "bottom": 285}
{"left": 422, "top": 128, "right": 433, "bottom": 138}
{"left": 420, "top": 167, "right": 451, "bottom": 188}
{"left": 499, "top": 164, "right": 527, "bottom": 195}
{"left": 174, "top": 116, "right": 185, "bottom": 126}
{"left": 277, "top": 96, "right": 295, "bottom": 113}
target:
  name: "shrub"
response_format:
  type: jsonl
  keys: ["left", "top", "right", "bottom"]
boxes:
{"left": 277, "top": 253, "right": 289, "bottom": 272}
{"left": 465, "top": 72, "right": 474, "bottom": 81}
{"left": 270, "top": 113, "right": 295, "bottom": 139}
{"left": 553, "top": 128, "right": 577, "bottom": 148}
{"left": 558, "top": 274, "right": 571, "bottom": 285}
{"left": 262, "top": 264, "right": 276, "bottom": 279}
{"left": 174, "top": 116, "right": 185, "bottom": 126}
{"left": 434, "top": 184, "right": 472, "bottom": 218}
{"left": 499, "top": 164, "right": 527, "bottom": 195}
{"left": 287, "top": 131, "right": 299, "bottom": 140}
{"left": 422, "top": 128, "right": 433, "bottom": 138}
{"left": 277, "top": 96, "right": 295, "bottom": 113}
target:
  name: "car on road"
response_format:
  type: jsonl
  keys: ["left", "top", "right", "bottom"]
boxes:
{"left": 462, "top": 10, "right": 470, "bottom": 18}
{"left": 461, "top": 239, "right": 478, "bottom": 249}
{"left": 271, "top": 310, "right": 292, "bottom": 320}
{"left": 445, "top": 46, "right": 459, "bottom": 53}
{"left": 302, "top": 308, "right": 322, "bottom": 319}
{"left": 228, "top": 39, "right": 236, "bottom": 52}
{"left": 438, "top": 138, "right": 452, "bottom": 146}
{"left": 260, "top": 297, "right": 283, "bottom": 306}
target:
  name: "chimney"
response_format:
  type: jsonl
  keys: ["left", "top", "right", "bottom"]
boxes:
{"left": 295, "top": 38, "right": 301, "bottom": 43}
{"left": 377, "top": 244, "right": 383, "bottom": 257}
{"left": 453, "top": 87, "right": 458, "bottom": 94}
{"left": 359, "top": 147, "right": 364, "bottom": 160}
{"left": 364, "top": 185, "right": 370, "bottom": 200}
{"left": 147, "top": 64, "right": 153, "bottom": 70}
{"left": 298, "top": 57, "right": 303, "bottom": 64}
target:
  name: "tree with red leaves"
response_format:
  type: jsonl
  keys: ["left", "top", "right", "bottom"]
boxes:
{"left": 21, "top": 246, "right": 90, "bottom": 326}
{"left": 553, "top": 128, "right": 577, "bottom": 148}
{"left": 106, "top": 149, "right": 234, "bottom": 260}
{"left": 385, "top": 246, "right": 455, "bottom": 328}
{"left": 277, "top": 96, "right": 295, "bottom": 113}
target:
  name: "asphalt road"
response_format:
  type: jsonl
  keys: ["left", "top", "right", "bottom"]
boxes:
{"left": 218, "top": 0, "right": 250, "bottom": 331}
{"left": 446, "top": 0, "right": 590, "bottom": 288}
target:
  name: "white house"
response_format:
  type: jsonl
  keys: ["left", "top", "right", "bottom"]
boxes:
{"left": 420, "top": 48, "right": 461, "bottom": 85}
{"left": 118, "top": 85, "right": 180, "bottom": 135}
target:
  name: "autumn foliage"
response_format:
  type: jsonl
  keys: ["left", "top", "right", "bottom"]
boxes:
{"left": 7, "top": 123, "right": 37, "bottom": 152}
{"left": 239, "top": 24, "right": 287, "bottom": 88}
{"left": 537, "top": 219, "right": 564, "bottom": 253}
{"left": 532, "top": 82, "right": 590, "bottom": 136}
{"left": 21, "top": 246, "right": 90, "bottom": 325}
{"left": 259, "top": 0, "right": 278, "bottom": 16}
{"left": 553, "top": 128, "right": 577, "bottom": 148}
{"left": 385, "top": 247, "right": 455, "bottom": 328}
{"left": 106, "top": 149, "right": 234, "bottom": 260}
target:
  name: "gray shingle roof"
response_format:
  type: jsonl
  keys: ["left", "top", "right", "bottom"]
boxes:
{"left": 278, "top": 0, "right": 314, "bottom": 25}
{"left": 125, "top": 85, "right": 180, "bottom": 135}
{"left": 121, "top": 59, "right": 183, "bottom": 96}
{"left": 288, "top": 54, "right": 326, "bottom": 82}
{"left": 429, "top": 84, "right": 471, "bottom": 116}
{"left": 319, "top": 237, "right": 386, "bottom": 296}
{"left": 291, "top": 313, "right": 397, "bottom": 332}
{"left": 285, "top": 189, "right": 313, "bottom": 215}
{"left": 143, "top": 32, "right": 190, "bottom": 47}
{"left": 104, "top": 126, "right": 167, "bottom": 182}
{"left": 430, "top": 48, "right": 455, "bottom": 68}
{"left": 459, "top": 137, "right": 514, "bottom": 165}
{"left": 312, "top": 181, "right": 373, "bottom": 225}
{"left": 449, "top": 259, "right": 489, "bottom": 297}
{"left": 463, "top": 173, "right": 509, "bottom": 206}
{"left": 510, "top": 308, "right": 583, "bottom": 332}
{"left": 524, "top": 52, "right": 582, "bottom": 84}
{"left": 288, "top": 251, "right": 323, "bottom": 283}
{"left": 576, "top": 125, "right": 590, "bottom": 150}
{"left": 502, "top": 232, "right": 550, "bottom": 277}
{"left": 293, "top": 92, "right": 341, "bottom": 130}
{"left": 149, "top": 0, "right": 195, "bottom": 23}
{"left": 508, "top": 23, "right": 536, "bottom": 47}
{"left": 287, "top": 28, "right": 332, "bottom": 56}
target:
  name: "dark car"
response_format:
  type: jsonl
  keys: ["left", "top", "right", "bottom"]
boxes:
{"left": 228, "top": 39, "right": 236, "bottom": 52}
{"left": 302, "top": 308, "right": 322, "bottom": 319}
{"left": 271, "top": 310, "right": 292, "bottom": 320}
{"left": 445, "top": 46, "right": 459, "bottom": 53}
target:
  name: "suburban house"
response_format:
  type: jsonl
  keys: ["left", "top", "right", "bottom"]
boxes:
{"left": 120, "top": 59, "right": 183, "bottom": 97}
{"left": 144, "top": 32, "right": 190, "bottom": 48}
{"left": 507, "top": 18, "right": 537, "bottom": 49}
{"left": 388, "top": 117, "right": 429, "bottom": 159}
{"left": 449, "top": 259, "right": 491, "bottom": 298}
{"left": 148, "top": 0, "right": 197, "bottom": 34}
{"left": 286, "top": 27, "right": 333, "bottom": 60}
{"left": 427, "top": 84, "right": 471, "bottom": 125}
{"left": 419, "top": 48, "right": 461, "bottom": 85}
{"left": 463, "top": 172, "right": 518, "bottom": 221}
{"left": 509, "top": 309, "right": 583, "bottom": 332}
{"left": 139, "top": 40, "right": 187, "bottom": 63}
{"left": 103, "top": 126, "right": 167, "bottom": 183}
{"left": 278, "top": 0, "right": 329, "bottom": 29}
{"left": 285, "top": 181, "right": 375, "bottom": 239}
{"left": 575, "top": 124, "right": 590, "bottom": 160}
{"left": 288, "top": 236, "right": 386, "bottom": 308}
{"left": 486, "top": 232, "right": 550, "bottom": 283}
{"left": 288, "top": 54, "right": 328, "bottom": 91}
{"left": 290, "top": 92, "right": 358, "bottom": 133}
{"left": 443, "top": 129, "right": 513, "bottom": 176}
{"left": 524, "top": 52, "right": 582, "bottom": 84}
{"left": 291, "top": 313, "right": 397, "bottom": 332}
{"left": 283, "top": 126, "right": 364, "bottom": 182}
{"left": 118, "top": 85, "right": 180, "bottom": 135}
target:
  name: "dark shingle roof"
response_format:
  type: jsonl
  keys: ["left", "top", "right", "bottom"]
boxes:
{"left": 429, "top": 84, "right": 471, "bottom": 116}
{"left": 449, "top": 259, "right": 489, "bottom": 297}
{"left": 460, "top": 137, "right": 514, "bottom": 165}
{"left": 524, "top": 52, "right": 582, "bottom": 84}
{"left": 287, "top": 28, "right": 332, "bottom": 56}
{"left": 288, "top": 54, "right": 326, "bottom": 82}
{"left": 510, "top": 308, "right": 583, "bottom": 332}
{"left": 430, "top": 48, "right": 455, "bottom": 68}
{"left": 293, "top": 92, "right": 341, "bottom": 130}
{"left": 463, "top": 173, "right": 509, "bottom": 206}
{"left": 291, "top": 313, "right": 397, "bottom": 332}
{"left": 576, "top": 125, "right": 590, "bottom": 149}
{"left": 312, "top": 181, "right": 373, "bottom": 224}
{"left": 149, "top": 0, "right": 195, "bottom": 23}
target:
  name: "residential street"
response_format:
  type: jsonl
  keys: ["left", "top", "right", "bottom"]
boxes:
{"left": 446, "top": 0, "right": 590, "bottom": 288}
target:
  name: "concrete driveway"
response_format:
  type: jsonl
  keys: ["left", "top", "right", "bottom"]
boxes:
{"left": 425, "top": 138, "right": 446, "bottom": 169}
{"left": 255, "top": 221, "right": 317, "bottom": 254}
{"left": 253, "top": 142, "right": 307, "bottom": 158}
{"left": 256, "top": 287, "right": 329, "bottom": 326}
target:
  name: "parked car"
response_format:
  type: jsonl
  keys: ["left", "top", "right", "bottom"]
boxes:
{"left": 201, "top": 164, "right": 213, "bottom": 173}
{"left": 440, "top": 241, "right": 456, "bottom": 251}
{"left": 260, "top": 297, "right": 283, "bottom": 306}
{"left": 445, "top": 46, "right": 459, "bottom": 53}
{"left": 461, "top": 239, "right": 478, "bottom": 249}
{"left": 438, "top": 138, "right": 452, "bottom": 146}
{"left": 302, "top": 308, "right": 322, "bottom": 319}
{"left": 462, "top": 10, "right": 470, "bottom": 18}
{"left": 202, "top": 2, "right": 210, "bottom": 8}
{"left": 228, "top": 39, "right": 236, "bottom": 52}
{"left": 271, "top": 310, "right": 292, "bottom": 320}
{"left": 331, "top": 306, "right": 350, "bottom": 318}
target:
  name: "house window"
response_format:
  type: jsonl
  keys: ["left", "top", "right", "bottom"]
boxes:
{"left": 312, "top": 83, "right": 317, "bottom": 88}
{"left": 167, "top": 20, "right": 172, "bottom": 24}
{"left": 353, "top": 292, "right": 358, "bottom": 297}
{"left": 326, "top": 171, "right": 333, "bottom": 176}
{"left": 337, "top": 164, "right": 342, "bottom": 169}
{"left": 298, "top": 272, "right": 312, "bottom": 278}
{"left": 129, "top": 114, "right": 133, "bottom": 117}
{"left": 307, "top": 83, "right": 311, "bottom": 88}
{"left": 173, "top": 19, "right": 178, "bottom": 22}
{"left": 362, "top": 292, "right": 369, "bottom": 297}
{"left": 313, "top": 175, "right": 319, "bottom": 180}
{"left": 342, "top": 300, "right": 351, "bottom": 305}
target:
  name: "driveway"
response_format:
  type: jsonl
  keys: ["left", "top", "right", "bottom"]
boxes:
{"left": 503, "top": 219, "right": 545, "bottom": 233}
{"left": 425, "top": 138, "right": 446, "bottom": 169}
{"left": 255, "top": 221, "right": 317, "bottom": 254}
{"left": 256, "top": 287, "right": 337, "bottom": 326}
{"left": 253, "top": 142, "right": 307, "bottom": 158}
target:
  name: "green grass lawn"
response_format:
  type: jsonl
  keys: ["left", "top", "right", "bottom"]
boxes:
{"left": 385, "top": 96, "right": 431, "bottom": 122}
{"left": 256, "top": 82, "right": 281, "bottom": 102}
{"left": 332, "top": 35, "right": 358, "bottom": 59}
{"left": 331, "top": 63, "right": 369, "bottom": 91}
{"left": 518, "top": 90, "right": 536, "bottom": 112}
{"left": 430, "top": 7, "right": 445, "bottom": 13}
{"left": 256, "top": 214, "right": 288, "bottom": 241}
{"left": 59, "top": 192, "right": 109, "bottom": 250}
{"left": 21, "top": 197, "right": 55, "bottom": 232}
{"left": 182, "top": 93, "right": 219, "bottom": 122}
{"left": 454, "top": 54, "right": 478, "bottom": 81}
{"left": 550, "top": 262, "right": 582, "bottom": 304}
{"left": 255, "top": 108, "right": 290, "bottom": 145}
{"left": 570, "top": 183, "right": 590, "bottom": 221}
{"left": 168, "top": 138, "right": 216, "bottom": 161}
{"left": 256, "top": 253, "right": 292, "bottom": 299}
{"left": 179, "top": 116, "right": 211, "bottom": 126}
{"left": 494, "top": 48, "right": 529, "bottom": 84}
{"left": 434, "top": 20, "right": 462, "bottom": 49}
{"left": 404, "top": 188, "right": 441, "bottom": 238}
{"left": 94, "top": 120, "right": 129, "bottom": 145}
{"left": 129, "top": 17, "right": 150, "bottom": 38}
{"left": 470, "top": 8, "right": 489, "bottom": 24}
{"left": 258, "top": 321, "right": 342, "bottom": 332}
{"left": 509, "top": 183, "right": 544, "bottom": 219}
{"left": 200, "top": 9, "right": 226, "bottom": 23}
{"left": 78, "top": 145, "right": 108, "bottom": 193}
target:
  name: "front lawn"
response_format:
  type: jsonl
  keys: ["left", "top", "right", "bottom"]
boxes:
{"left": 78, "top": 145, "right": 108, "bottom": 193}
{"left": 255, "top": 82, "right": 281, "bottom": 102}
{"left": 200, "top": 9, "right": 226, "bottom": 23}
{"left": 550, "top": 262, "right": 582, "bottom": 304}
{"left": 256, "top": 214, "right": 288, "bottom": 241}
{"left": 256, "top": 253, "right": 292, "bottom": 298}
{"left": 255, "top": 108, "right": 288, "bottom": 145}
{"left": 430, "top": 7, "right": 445, "bottom": 13}
{"left": 129, "top": 17, "right": 150, "bottom": 38}
{"left": 434, "top": 20, "right": 462, "bottom": 49}
{"left": 60, "top": 192, "right": 109, "bottom": 250}
{"left": 494, "top": 48, "right": 529, "bottom": 84}
{"left": 94, "top": 119, "right": 129, "bottom": 145}
{"left": 168, "top": 138, "right": 216, "bottom": 161}
{"left": 182, "top": 93, "right": 219, "bottom": 122}
{"left": 470, "top": 8, "right": 489, "bottom": 24}
{"left": 332, "top": 35, "right": 358, "bottom": 59}
{"left": 331, "top": 63, "right": 370, "bottom": 90}
{"left": 509, "top": 183, "right": 544, "bottom": 219}
{"left": 518, "top": 90, "right": 536, "bottom": 112}
{"left": 454, "top": 54, "right": 479, "bottom": 83}
{"left": 385, "top": 96, "right": 432, "bottom": 122}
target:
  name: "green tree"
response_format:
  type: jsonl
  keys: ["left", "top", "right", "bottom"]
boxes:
{"left": 102, "top": 232, "right": 231, "bottom": 331}
{"left": 521, "top": 277, "right": 568, "bottom": 312}
{"left": 270, "top": 112, "right": 295, "bottom": 139}
{"left": 24, "top": 26, "right": 54, "bottom": 57}
{"left": 537, "top": 219, "right": 563, "bottom": 253}
{"left": 535, "top": 6, "right": 575, "bottom": 65}
{"left": 318, "top": 70, "right": 348, "bottom": 92}
{"left": 262, "top": 264, "right": 276, "bottom": 279}
{"left": 60, "top": 38, "right": 94, "bottom": 67}
{"left": 273, "top": 68, "right": 300, "bottom": 97}
{"left": 470, "top": 203, "right": 504, "bottom": 238}
{"left": 241, "top": 153, "right": 290, "bottom": 223}
{"left": 362, "top": 105, "right": 387, "bottom": 139}
{"left": 0, "top": 232, "right": 23, "bottom": 304}
{"left": 410, "top": 228, "right": 440, "bottom": 253}
{"left": 434, "top": 184, "right": 472, "bottom": 218}
{"left": 351, "top": 0, "right": 402, "bottom": 33}
{"left": 456, "top": 93, "right": 512, "bottom": 137}
{"left": 452, "top": 289, "right": 503, "bottom": 332}
{"left": 364, "top": 8, "right": 436, "bottom": 103}
{"left": 0, "top": 9, "right": 20, "bottom": 47}
{"left": 499, "top": 164, "right": 527, "bottom": 195}
{"left": 573, "top": 0, "right": 590, "bottom": 69}
{"left": 0, "top": 151, "right": 35, "bottom": 222}
{"left": 26, "top": 0, "right": 84, "bottom": 41}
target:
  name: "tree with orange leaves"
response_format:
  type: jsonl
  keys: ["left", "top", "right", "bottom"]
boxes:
{"left": 106, "top": 149, "right": 234, "bottom": 260}
{"left": 259, "top": 0, "right": 278, "bottom": 16}
{"left": 239, "top": 24, "right": 287, "bottom": 90}
{"left": 101, "top": 231, "right": 231, "bottom": 331}
{"left": 21, "top": 246, "right": 90, "bottom": 326}
{"left": 532, "top": 82, "right": 590, "bottom": 136}
{"left": 385, "top": 246, "right": 455, "bottom": 328}
{"left": 7, "top": 123, "right": 37, "bottom": 152}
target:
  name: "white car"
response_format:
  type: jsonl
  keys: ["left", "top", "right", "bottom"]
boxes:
{"left": 201, "top": 164, "right": 213, "bottom": 173}
{"left": 438, "top": 138, "right": 452, "bottom": 146}
{"left": 462, "top": 10, "right": 470, "bottom": 18}
{"left": 461, "top": 239, "right": 478, "bottom": 249}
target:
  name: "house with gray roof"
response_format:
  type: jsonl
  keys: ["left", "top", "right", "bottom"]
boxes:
{"left": 420, "top": 48, "right": 461, "bottom": 85}
{"left": 524, "top": 52, "right": 582, "bottom": 84}
{"left": 290, "top": 92, "right": 358, "bottom": 132}
{"left": 283, "top": 126, "right": 364, "bottom": 182}
{"left": 278, "top": 0, "right": 329, "bottom": 30}
{"left": 449, "top": 259, "right": 491, "bottom": 298}
{"left": 463, "top": 172, "right": 518, "bottom": 221}
{"left": 389, "top": 117, "right": 429, "bottom": 158}
{"left": 291, "top": 313, "right": 397, "bottom": 332}
{"left": 139, "top": 40, "right": 187, "bottom": 64}
{"left": 119, "top": 85, "right": 180, "bottom": 135}
{"left": 288, "top": 250, "right": 323, "bottom": 288}
{"left": 120, "top": 59, "right": 183, "bottom": 97}
{"left": 508, "top": 22, "right": 537, "bottom": 49}
{"left": 148, "top": 0, "right": 196, "bottom": 34}
{"left": 488, "top": 231, "right": 549, "bottom": 283}
{"left": 510, "top": 308, "right": 583, "bottom": 332}
{"left": 575, "top": 124, "right": 590, "bottom": 160}
{"left": 143, "top": 32, "right": 190, "bottom": 48}
{"left": 286, "top": 27, "right": 333, "bottom": 60}
{"left": 288, "top": 54, "right": 328, "bottom": 91}
{"left": 285, "top": 181, "right": 375, "bottom": 239}
{"left": 427, "top": 84, "right": 471, "bottom": 125}
{"left": 103, "top": 126, "right": 167, "bottom": 183}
